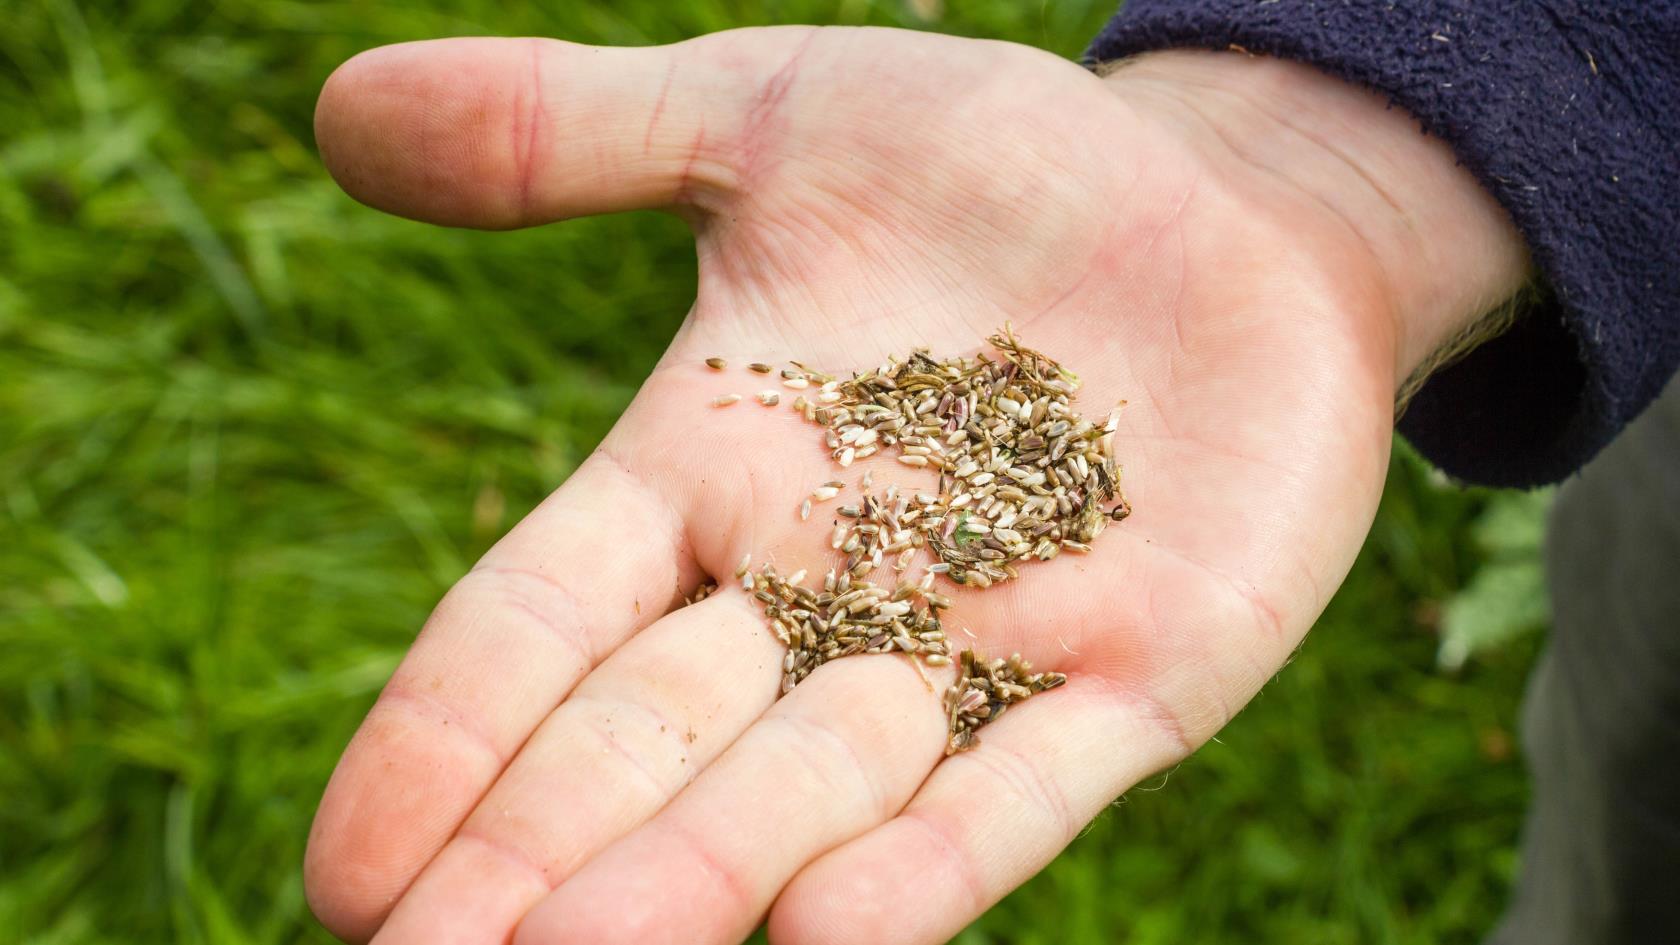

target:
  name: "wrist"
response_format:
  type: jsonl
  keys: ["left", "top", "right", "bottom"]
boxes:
{"left": 1100, "top": 50, "right": 1532, "bottom": 382}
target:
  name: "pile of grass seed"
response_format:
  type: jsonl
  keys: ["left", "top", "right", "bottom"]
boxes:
{"left": 705, "top": 328, "right": 1128, "bottom": 752}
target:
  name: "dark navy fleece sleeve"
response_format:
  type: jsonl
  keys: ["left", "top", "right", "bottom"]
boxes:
{"left": 1088, "top": 2, "right": 1680, "bottom": 488}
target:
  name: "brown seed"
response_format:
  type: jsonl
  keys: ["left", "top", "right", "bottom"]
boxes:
{"left": 705, "top": 357, "right": 727, "bottom": 370}
{"left": 750, "top": 362, "right": 774, "bottom": 374}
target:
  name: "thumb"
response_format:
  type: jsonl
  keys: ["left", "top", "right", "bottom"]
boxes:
{"left": 313, "top": 29, "right": 819, "bottom": 229}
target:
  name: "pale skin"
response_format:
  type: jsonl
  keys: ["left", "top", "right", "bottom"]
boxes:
{"left": 304, "top": 26, "right": 1530, "bottom": 945}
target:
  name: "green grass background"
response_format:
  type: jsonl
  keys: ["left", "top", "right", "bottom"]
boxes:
{"left": 1, "top": 1, "right": 1546, "bottom": 942}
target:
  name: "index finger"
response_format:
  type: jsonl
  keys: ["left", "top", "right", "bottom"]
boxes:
{"left": 303, "top": 450, "right": 697, "bottom": 942}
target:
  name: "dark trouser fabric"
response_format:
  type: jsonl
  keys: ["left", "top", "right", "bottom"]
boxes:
{"left": 1488, "top": 381, "right": 1680, "bottom": 944}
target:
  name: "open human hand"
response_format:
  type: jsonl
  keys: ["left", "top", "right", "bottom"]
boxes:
{"left": 303, "top": 26, "right": 1527, "bottom": 945}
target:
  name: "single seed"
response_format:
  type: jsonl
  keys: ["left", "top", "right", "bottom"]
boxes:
{"left": 705, "top": 357, "right": 727, "bottom": 370}
{"left": 712, "top": 394, "right": 741, "bottom": 407}
{"left": 750, "top": 362, "right": 773, "bottom": 374}
{"left": 757, "top": 390, "right": 781, "bottom": 406}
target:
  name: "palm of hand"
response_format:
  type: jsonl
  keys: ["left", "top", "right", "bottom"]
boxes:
{"left": 306, "top": 26, "right": 1398, "bottom": 945}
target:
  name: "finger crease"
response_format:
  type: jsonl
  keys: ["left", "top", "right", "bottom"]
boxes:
{"left": 461, "top": 565, "right": 596, "bottom": 667}
{"left": 900, "top": 807, "right": 988, "bottom": 913}
{"left": 454, "top": 825, "right": 560, "bottom": 893}
{"left": 513, "top": 37, "right": 548, "bottom": 224}
{"left": 663, "top": 820, "right": 754, "bottom": 915}
{"left": 952, "top": 742, "right": 1077, "bottom": 841}
{"left": 1082, "top": 675, "right": 1197, "bottom": 760}
{"left": 568, "top": 695, "right": 684, "bottom": 799}
{"left": 379, "top": 685, "right": 511, "bottom": 767}
{"left": 771, "top": 713, "right": 889, "bottom": 823}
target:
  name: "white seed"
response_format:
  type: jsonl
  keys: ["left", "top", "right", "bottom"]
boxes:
{"left": 812, "top": 485, "right": 841, "bottom": 502}
{"left": 897, "top": 455, "right": 929, "bottom": 467}
{"left": 757, "top": 390, "right": 781, "bottom": 406}
{"left": 783, "top": 376, "right": 810, "bottom": 389}
{"left": 711, "top": 394, "right": 741, "bottom": 407}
